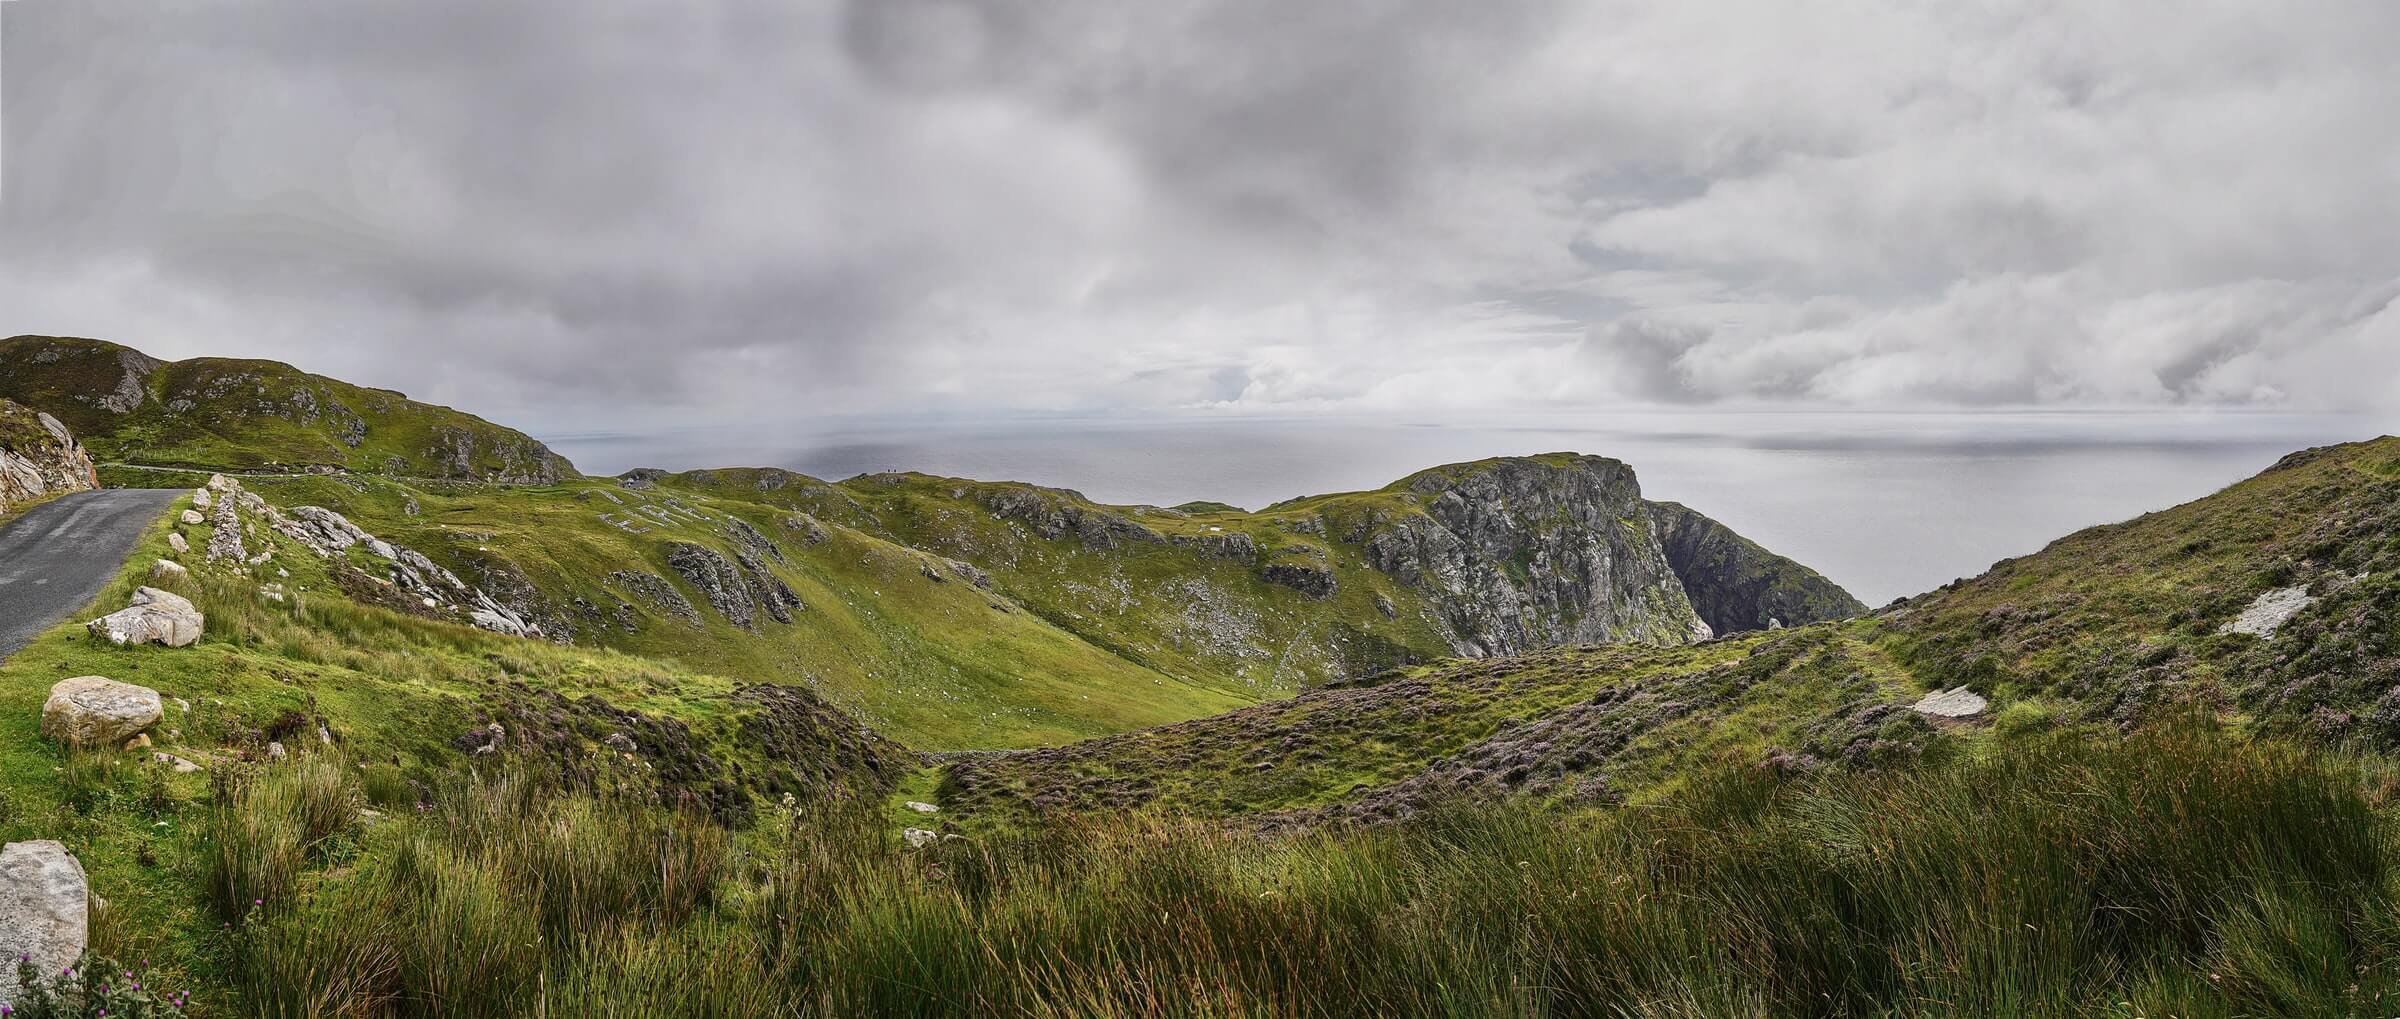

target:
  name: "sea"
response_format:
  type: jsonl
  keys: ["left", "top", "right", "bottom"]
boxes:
{"left": 546, "top": 410, "right": 2398, "bottom": 607}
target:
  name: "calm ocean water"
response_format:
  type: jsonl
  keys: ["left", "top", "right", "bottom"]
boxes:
{"left": 548, "top": 411, "right": 2397, "bottom": 607}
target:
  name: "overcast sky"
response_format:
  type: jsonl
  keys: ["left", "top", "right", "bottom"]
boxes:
{"left": 3, "top": 0, "right": 2398, "bottom": 432}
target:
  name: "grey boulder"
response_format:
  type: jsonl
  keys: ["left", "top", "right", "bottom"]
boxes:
{"left": 0, "top": 841, "right": 89, "bottom": 1010}
{"left": 41, "top": 676, "right": 165, "bottom": 748}
{"left": 1910, "top": 686, "right": 1989, "bottom": 719}
{"left": 86, "top": 587, "right": 204, "bottom": 647}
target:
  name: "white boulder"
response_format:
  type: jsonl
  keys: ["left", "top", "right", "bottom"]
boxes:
{"left": 85, "top": 586, "right": 204, "bottom": 647}
{"left": 167, "top": 531, "right": 189, "bottom": 555}
{"left": 0, "top": 841, "right": 87, "bottom": 1011}
{"left": 179, "top": 509, "right": 205, "bottom": 526}
{"left": 42, "top": 676, "right": 165, "bottom": 748}
{"left": 2221, "top": 585, "right": 2316, "bottom": 638}
{"left": 1911, "top": 686, "right": 1989, "bottom": 719}
{"left": 149, "top": 559, "right": 189, "bottom": 582}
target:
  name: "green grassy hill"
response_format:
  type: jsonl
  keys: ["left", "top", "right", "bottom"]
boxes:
{"left": 6, "top": 336, "right": 1865, "bottom": 750}
{"left": 938, "top": 435, "right": 2400, "bottom": 828}
{"left": 631, "top": 454, "right": 1863, "bottom": 721}
{"left": 0, "top": 336, "right": 572, "bottom": 483}
{"left": 127, "top": 470, "right": 1251, "bottom": 750}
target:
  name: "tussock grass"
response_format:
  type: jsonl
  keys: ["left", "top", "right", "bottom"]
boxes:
{"left": 210, "top": 720, "right": 2400, "bottom": 1018}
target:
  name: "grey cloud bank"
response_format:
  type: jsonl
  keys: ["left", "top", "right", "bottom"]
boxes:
{"left": 2, "top": 0, "right": 2396, "bottom": 431}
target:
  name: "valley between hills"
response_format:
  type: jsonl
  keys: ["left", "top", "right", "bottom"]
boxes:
{"left": 5, "top": 332, "right": 2400, "bottom": 1016}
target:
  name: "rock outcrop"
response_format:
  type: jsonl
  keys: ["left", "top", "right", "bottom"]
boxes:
{"left": 85, "top": 587, "right": 204, "bottom": 647}
{"left": 1911, "top": 686, "right": 1989, "bottom": 718}
{"left": 41, "top": 676, "right": 164, "bottom": 747}
{"left": 1358, "top": 456, "right": 1710, "bottom": 656}
{"left": 607, "top": 570, "right": 703, "bottom": 626}
{"left": 0, "top": 841, "right": 87, "bottom": 1011}
{"left": 0, "top": 399, "right": 99, "bottom": 515}
{"left": 968, "top": 482, "right": 1162, "bottom": 549}
{"left": 1645, "top": 501, "right": 1865, "bottom": 635}
{"left": 664, "top": 541, "right": 800, "bottom": 629}
{"left": 1262, "top": 556, "right": 1338, "bottom": 598}
{"left": 198, "top": 475, "right": 544, "bottom": 639}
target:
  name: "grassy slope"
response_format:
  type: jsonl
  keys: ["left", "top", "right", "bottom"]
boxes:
{"left": 142, "top": 471, "right": 1252, "bottom": 749}
{"left": 0, "top": 336, "right": 570, "bottom": 482}
{"left": 0, "top": 488, "right": 905, "bottom": 1002}
{"left": 1885, "top": 434, "right": 2400, "bottom": 733}
{"left": 937, "top": 436, "right": 2400, "bottom": 827}
{"left": 651, "top": 468, "right": 1460, "bottom": 695}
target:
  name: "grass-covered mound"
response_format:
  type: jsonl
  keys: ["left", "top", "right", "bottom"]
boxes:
{"left": 0, "top": 336, "right": 571, "bottom": 483}
{"left": 1887, "top": 434, "right": 2400, "bottom": 734}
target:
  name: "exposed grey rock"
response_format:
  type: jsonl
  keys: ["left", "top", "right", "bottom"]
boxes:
{"left": 607, "top": 570, "right": 702, "bottom": 626}
{"left": 1360, "top": 456, "right": 1706, "bottom": 656}
{"left": 723, "top": 518, "right": 786, "bottom": 564}
{"left": 905, "top": 801, "right": 939, "bottom": 814}
{"left": 179, "top": 509, "right": 205, "bottom": 525}
{"left": 284, "top": 505, "right": 382, "bottom": 554}
{"left": 735, "top": 550, "right": 804, "bottom": 623}
{"left": 978, "top": 486, "right": 1161, "bottom": 548}
{"left": 780, "top": 513, "right": 830, "bottom": 545}
{"left": 0, "top": 401, "right": 99, "bottom": 516}
{"left": 1173, "top": 530, "right": 1261, "bottom": 564}
{"left": 191, "top": 487, "right": 212, "bottom": 509}
{"left": 198, "top": 478, "right": 543, "bottom": 640}
{"left": 85, "top": 586, "right": 204, "bottom": 647}
{"left": 460, "top": 555, "right": 570, "bottom": 643}
{"left": 468, "top": 608, "right": 531, "bottom": 636}
{"left": 152, "top": 751, "right": 203, "bottom": 773}
{"left": 1646, "top": 501, "right": 1866, "bottom": 635}
{"left": 666, "top": 542, "right": 758, "bottom": 629}
{"left": 944, "top": 558, "right": 994, "bottom": 590}
{"left": 1262, "top": 558, "right": 1338, "bottom": 598}
{"left": 41, "top": 676, "right": 164, "bottom": 747}
{"left": 167, "top": 531, "right": 189, "bottom": 555}
{"left": 902, "top": 827, "right": 939, "bottom": 848}
{"left": 0, "top": 840, "right": 87, "bottom": 1010}
{"left": 2222, "top": 585, "right": 2317, "bottom": 637}
{"left": 148, "top": 558, "right": 189, "bottom": 582}
{"left": 205, "top": 487, "right": 247, "bottom": 562}
{"left": 424, "top": 424, "right": 571, "bottom": 485}
{"left": 1911, "top": 686, "right": 1989, "bottom": 718}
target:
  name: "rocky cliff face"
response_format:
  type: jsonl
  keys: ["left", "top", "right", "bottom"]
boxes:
{"left": 1645, "top": 501, "right": 1866, "bottom": 634}
{"left": 0, "top": 399, "right": 99, "bottom": 514}
{"left": 1359, "top": 455, "right": 1714, "bottom": 656}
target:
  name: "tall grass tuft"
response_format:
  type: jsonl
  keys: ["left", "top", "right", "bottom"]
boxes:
{"left": 201, "top": 756, "right": 362, "bottom": 923}
{"left": 209, "top": 722, "right": 2400, "bottom": 1017}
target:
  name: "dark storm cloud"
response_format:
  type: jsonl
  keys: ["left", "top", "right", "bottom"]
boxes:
{"left": 3, "top": 0, "right": 2398, "bottom": 427}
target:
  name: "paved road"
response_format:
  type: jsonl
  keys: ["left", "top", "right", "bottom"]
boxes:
{"left": 0, "top": 489, "right": 185, "bottom": 659}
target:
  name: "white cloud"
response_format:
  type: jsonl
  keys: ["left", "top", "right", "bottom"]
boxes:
{"left": 1, "top": 0, "right": 2396, "bottom": 426}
